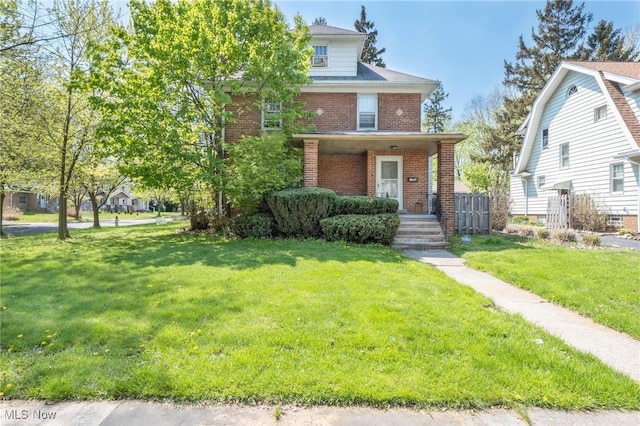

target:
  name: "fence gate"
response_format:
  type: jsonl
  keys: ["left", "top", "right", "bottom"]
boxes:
{"left": 454, "top": 193, "right": 491, "bottom": 234}
{"left": 547, "top": 195, "right": 570, "bottom": 229}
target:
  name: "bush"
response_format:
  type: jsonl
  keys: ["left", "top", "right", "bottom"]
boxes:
{"left": 581, "top": 233, "right": 601, "bottom": 247}
{"left": 571, "top": 194, "right": 607, "bottom": 232}
{"left": 333, "top": 196, "right": 398, "bottom": 215}
{"left": 491, "top": 193, "right": 510, "bottom": 231}
{"left": 553, "top": 229, "right": 576, "bottom": 243}
{"left": 320, "top": 214, "right": 400, "bottom": 245}
{"left": 517, "top": 226, "right": 535, "bottom": 237}
{"left": 618, "top": 228, "right": 634, "bottom": 235}
{"left": 503, "top": 225, "right": 519, "bottom": 234}
{"left": 536, "top": 229, "right": 550, "bottom": 239}
{"left": 2, "top": 206, "right": 22, "bottom": 221}
{"left": 232, "top": 212, "right": 276, "bottom": 239}
{"left": 266, "top": 188, "right": 337, "bottom": 238}
{"left": 511, "top": 216, "right": 530, "bottom": 225}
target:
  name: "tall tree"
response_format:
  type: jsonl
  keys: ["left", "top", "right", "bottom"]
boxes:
{"left": 312, "top": 17, "right": 326, "bottom": 26}
{"left": 578, "top": 20, "right": 640, "bottom": 61}
{"left": 89, "top": 0, "right": 311, "bottom": 227}
{"left": 354, "top": 5, "right": 385, "bottom": 67}
{"left": 422, "top": 84, "right": 452, "bottom": 133}
{"left": 41, "top": 0, "right": 115, "bottom": 240}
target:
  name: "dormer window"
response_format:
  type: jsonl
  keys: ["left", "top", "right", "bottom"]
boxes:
{"left": 312, "top": 45, "right": 328, "bottom": 67}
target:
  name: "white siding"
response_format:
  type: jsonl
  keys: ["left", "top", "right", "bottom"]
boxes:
{"left": 308, "top": 39, "right": 358, "bottom": 77}
{"left": 511, "top": 71, "right": 639, "bottom": 217}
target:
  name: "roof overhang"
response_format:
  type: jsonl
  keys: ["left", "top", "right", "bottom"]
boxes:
{"left": 293, "top": 132, "right": 467, "bottom": 155}
{"left": 550, "top": 180, "right": 572, "bottom": 190}
{"left": 302, "top": 81, "right": 439, "bottom": 102}
{"left": 614, "top": 149, "right": 640, "bottom": 165}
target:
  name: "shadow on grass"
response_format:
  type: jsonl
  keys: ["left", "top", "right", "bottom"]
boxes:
{"left": 449, "top": 234, "right": 536, "bottom": 256}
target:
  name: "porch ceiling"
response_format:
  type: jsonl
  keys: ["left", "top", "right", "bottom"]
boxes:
{"left": 293, "top": 132, "right": 468, "bottom": 155}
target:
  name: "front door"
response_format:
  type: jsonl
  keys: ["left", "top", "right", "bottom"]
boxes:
{"left": 376, "top": 156, "right": 403, "bottom": 210}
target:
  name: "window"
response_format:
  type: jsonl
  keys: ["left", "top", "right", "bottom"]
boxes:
{"left": 607, "top": 215, "right": 623, "bottom": 226}
{"left": 358, "top": 94, "right": 377, "bottom": 130}
{"left": 537, "top": 175, "right": 545, "bottom": 188}
{"left": 541, "top": 128, "right": 549, "bottom": 149}
{"left": 611, "top": 163, "right": 624, "bottom": 193}
{"left": 261, "top": 100, "right": 282, "bottom": 130}
{"left": 566, "top": 85, "right": 578, "bottom": 98}
{"left": 560, "top": 143, "right": 570, "bottom": 168}
{"left": 594, "top": 105, "right": 607, "bottom": 122}
{"left": 311, "top": 45, "right": 328, "bottom": 67}
{"left": 19, "top": 195, "right": 27, "bottom": 203}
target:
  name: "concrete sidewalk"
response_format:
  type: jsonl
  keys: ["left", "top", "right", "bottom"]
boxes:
{"left": 403, "top": 250, "right": 640, "bottom": 383}
{"left": 1, "top": 400, "right": 639, "bottom": 426}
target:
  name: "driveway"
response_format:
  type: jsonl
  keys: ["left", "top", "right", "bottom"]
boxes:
{"left": 600, "top": 234, "right": 640, "bottom": 250}
{"left": 1, "top": 217, "right": 173, "bottom": 236}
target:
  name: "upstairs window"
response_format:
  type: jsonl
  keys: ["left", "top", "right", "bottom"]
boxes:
{"left": 566, "top": 85, "right": 578, "bottom": 98}
{"left": 594, "top": 105, "right": 607, "bottom": 122}
{"left": 357, "top": 94, "right": 377, "bottom": 130}
{"left": 537, "top": 175, "right": 545, "bottom": 189}
{"left": 611, "top": 163, "right": 624, "bottom": 193}
{"left": 541, "top": 128, "right": 549, "bottom": 149}
{"left": 262, "top": 100, "right": 282, "bottom": 130}
{"left": 560, "top": 143, "right": 570, "bottom": 168}
{"left": 311, "top": 45, "right": 328, "bottom": 67}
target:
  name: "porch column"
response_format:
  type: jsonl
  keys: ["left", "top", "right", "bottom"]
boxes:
{"left": 303, "top": 139, "right": 319, "bottom": 188}
{"left": 437, "top": 140, "right": 456, "bottom": 238}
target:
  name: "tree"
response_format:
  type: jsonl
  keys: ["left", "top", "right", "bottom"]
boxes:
{"left": 578, "top": 20, "right": 640, "bottom": 61}
{"left": 89, "top": 0, "right": 311, "bottom": 229}
{"left": 41, "top": 0, "right": 115, "bottom": 240}
{"left": 354, "top": 5, "right": 385, "bottom": 67}
{"left": 422, "top": 84, "right": 452, "bottom": 133}
{"left": 312, "top": 17, "right": 326, "bottom": 25}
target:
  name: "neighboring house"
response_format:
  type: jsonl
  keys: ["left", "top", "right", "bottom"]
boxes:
{"left": 510, "top": 61, "right": 640, "bottom": 232}
{"left": 106, "top": 186, "right": 148, "bottom": 213}
{"left": 225, "top": 24, "right": 466, "bottom": 237}
{"left": 2, "top": 190, "right": 49, "bottom": 212}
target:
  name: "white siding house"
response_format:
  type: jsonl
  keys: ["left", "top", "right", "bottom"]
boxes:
{"left": 510, "top": 61, "right": 640, "bottom": 232}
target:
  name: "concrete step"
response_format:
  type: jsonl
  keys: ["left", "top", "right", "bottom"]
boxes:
{"left": 394, "top": 214, "right": 448, "bottom": 250}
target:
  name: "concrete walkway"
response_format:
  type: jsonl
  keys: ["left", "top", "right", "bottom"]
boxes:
{"left": 402, "top": 250, "right": 640, "bottom": 383}
{"left": 2, "top": 250, "right": 639, "bottom": 425}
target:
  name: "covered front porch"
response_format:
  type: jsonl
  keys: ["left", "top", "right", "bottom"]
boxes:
{"left": 293, "top": 132, "right": 467, "bottom": 238}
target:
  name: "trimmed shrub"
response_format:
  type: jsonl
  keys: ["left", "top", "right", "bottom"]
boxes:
{"left": 266, "top": 188, "right": 337, "bottom": 237}
{"left": 320, "top": 213, "right": 400, "bottom": 245}
{"left": 232, "top": 212, "right": 276, "bottom": 239}
{"left": 333, "top": 195, "right": 398, "bottom": 215}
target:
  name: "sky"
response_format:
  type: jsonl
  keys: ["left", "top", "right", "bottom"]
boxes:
{"left": 273, "top": 0, "right": 640, "bottom": 121}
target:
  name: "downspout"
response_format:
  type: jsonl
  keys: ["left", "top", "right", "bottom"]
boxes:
{"left": 521, "top": 177, "right": 528, "bottom": 216}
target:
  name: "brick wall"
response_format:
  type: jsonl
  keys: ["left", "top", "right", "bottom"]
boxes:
{"left": 224, "top": 95, "right": 261, "bottom": 142}
{"left": 303, "top": 140, "right": 319, "bottom": 188}
{"left": 318, "top": 154, "right": 367, "bottom": 195}
{"left": 437, "top": 142, "right": 456, "bottom": 237}
{"left": 297, "top": 93, "right": 357, "bottom": 132}
{"left": 378, "top": 93, "right": 422, "bottom": 132}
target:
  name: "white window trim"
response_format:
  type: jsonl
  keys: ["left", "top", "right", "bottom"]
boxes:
{"left": 541, "top": 128, "right": 549, "bottom": 150}
{"left": 311, "top": 44, "right": 329, "bottom": 68}
{"left": 261, "top": 100, "right": 282, "bottom": 131}
{"left": 559, "top": 143, "right": 570, "bottom": 169}
{"left": 357, "top": 94, "right": 378, "bottom": 131}
{"left": 537, "top": 175, "right": 545, "bottom": 189}
{"left": 594, "top": 105, "right": 607, "bottom": 122}
{"left": 610, "top": 163, "right": 624, "bottom": 193}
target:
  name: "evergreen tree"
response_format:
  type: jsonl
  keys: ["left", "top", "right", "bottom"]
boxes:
{"left": 312, "top": 17, "right": 327, "bottom": 26}
{"left": 354, "top": 5, "right": 385, "bottom": 67}
{"left": 578, "top": 20, "right": 640, "bottom": 61}
{"left": 422, "top": 85, "right": 451, "bottom": 133}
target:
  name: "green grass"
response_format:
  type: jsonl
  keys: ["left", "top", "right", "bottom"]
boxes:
{"left": 1, "top": 224, "right": 638, "bottom": 408}
{"left": 450, "top": 234, "right": 640, "bottom": 339}
{"left": 11, "top": 211, "right": 180, "bottom": 223}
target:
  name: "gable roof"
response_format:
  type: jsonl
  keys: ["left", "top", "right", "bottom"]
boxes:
{"left": 514, "top": 61, "right": 640, "bottom": 174}
{"left": 308, "top": 24, "right": 364, "bottom": 37}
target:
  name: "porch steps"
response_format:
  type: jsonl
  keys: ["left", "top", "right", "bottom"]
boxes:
{"left": 393, "top": 214, "right": 449, "bottom": 250}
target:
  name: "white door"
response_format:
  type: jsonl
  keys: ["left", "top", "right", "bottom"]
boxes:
{"left": 376, "top": 156, "right": 403, "bottom": 210}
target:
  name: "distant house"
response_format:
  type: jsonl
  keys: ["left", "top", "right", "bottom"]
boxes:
{"left": 2, "top": 190, "right": 49, "bottom": 212}
{"left": 510, "top": 61, "right": 640, "bottom": 232}
{"left": 106, "top": 186, "right": 148, "bottom": 213}
{"left": 225, "top": 24, "right": 466, "bottom": 237}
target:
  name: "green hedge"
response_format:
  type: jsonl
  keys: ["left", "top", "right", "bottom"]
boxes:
{"left": 265, "top": 188, "right": 337, "bottom": 237}
{"left": 232, "top": 212, "right": 276, "bottom": 239}
{"left": 334, "top": 195, "right": 399, "bottom": 215}
{"left": 320, "top": 213, "right": 400, "bottom": 245}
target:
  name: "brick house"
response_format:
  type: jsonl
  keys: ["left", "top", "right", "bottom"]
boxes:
{"left": 225, "top": 24, "right": 466, "bottom": 237}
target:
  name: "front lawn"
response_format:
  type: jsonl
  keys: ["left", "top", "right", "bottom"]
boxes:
{"left": 450, "top": 234, "right": 640, "bottom": 339}
{"left": 1, "top": 224, "right": 638, "bottom": 408}
{"left": 11, "top": 211, "right": 180, "bottom": 223}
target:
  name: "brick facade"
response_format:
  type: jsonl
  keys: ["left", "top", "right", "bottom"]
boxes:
{"left": 378, "top": 93, "right": 422, "bottom": 132}
{"left": 436, "top": 142, "right": 456, "bottom": 237}
{"left": 2, "top": 192, "right": 46, "bottom": 212}
{"left": 318, "top": 154, "right": 367, "bottom": 195}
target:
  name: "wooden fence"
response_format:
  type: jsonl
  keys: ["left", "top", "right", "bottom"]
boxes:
{"left": 454, "top": 193, "right": 491, "bottom": 234}
{"left": 547, "top": 194, "right": 570, "bottom": 229}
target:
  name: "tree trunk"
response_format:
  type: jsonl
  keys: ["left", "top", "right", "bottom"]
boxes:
{"left": 0, "top": 192, "right": 5, "bottom": 237}
{"left": 89, "top": 191, "right": 100, "bottom": 228}
{"left": 58, "top": 191, "right": 69, "bottom": 240}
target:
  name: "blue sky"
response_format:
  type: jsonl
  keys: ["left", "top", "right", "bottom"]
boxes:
{"left": 274, "top": 0, "right": 640, "bottom": 121}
